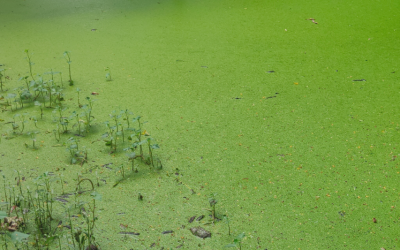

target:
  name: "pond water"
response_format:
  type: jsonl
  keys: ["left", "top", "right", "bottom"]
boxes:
{"left": 1, "top": 0, "right": 400, "bottom": 249}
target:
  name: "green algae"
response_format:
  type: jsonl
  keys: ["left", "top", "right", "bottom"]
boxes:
{"left": 1, "top": 0, "right": 400, "bottom": 249}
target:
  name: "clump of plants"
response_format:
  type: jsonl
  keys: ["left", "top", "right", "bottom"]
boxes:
{"left": 0, "top": 49, "right": 168, "bottom": 249}
{"left": 0, "top": 68, "right": 6, "bottom": 91}
{"left": 0, "top": 171, "right": 102, "bottom": 249}
{"left": 66, "top": 137, "right": 88, "bottom": 165}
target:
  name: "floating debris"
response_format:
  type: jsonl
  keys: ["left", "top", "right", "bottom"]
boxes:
{"left": 266, "top": 70, "right": 275, "bottom": 73}
{"left": 162, "top": 230, "right": 173, "bottom": 234}
{"left": 91, "top": 29, "right": 97, "bottom": 31}
{"left": 101, "top": 163, "right": 113, "bottom": 169}
{"left": 188, "top": 216, "right": 196, "bottom": 223}
{"left": 306, "top": 18, "right": 318, "bottom": 24}
{"left": 54, "top": 198, "right": 68, "bottom": 203}
{"left": 3, "top": 217, "right": 24, "bottom": 231}
{"left": 196, "top": 215, "right": 204, "bottom": 221}
{"left": 119, "top": 231, "right": 140, "bottom": 235}
{"left": 86, "top": 244, "right": 99, "bottom": 250}
{"left": 353, "top": 79, "right": 366, "bottom": 81}
{"left": 190, "top": 227, "right": 211, "bottom": 239}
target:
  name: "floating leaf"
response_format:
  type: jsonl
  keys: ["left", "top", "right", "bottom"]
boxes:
{"left": 7, "top": 231, "right": 30, "bottom": 243}
{"left": 90, "top": 191, "right": 102, "bottom": 201}
{"left": 0, "top": 211, "right": 7, "bottom": 219}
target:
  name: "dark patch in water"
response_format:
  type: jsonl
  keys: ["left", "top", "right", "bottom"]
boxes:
{"left": 119, "top": 231, "right": 140, "bottom": 235}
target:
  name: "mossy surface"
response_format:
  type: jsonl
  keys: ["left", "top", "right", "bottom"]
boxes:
{"left": 1, "top": 0, "right": 400, "bottom": 249}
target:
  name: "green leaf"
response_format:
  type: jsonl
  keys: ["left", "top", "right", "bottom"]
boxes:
{"left": 235, "top": 232, "right": 245, "bottom": 241}
{"left": 90, "top": 191, "right": 102, "bottom": 201}
{"left": 0, "top": 211, "right": 7, "bottom": 219}
{"left": 126, "top": 152, "right": 136, "bottom": 159}
{"left": 138, "top": 140, "right": 147, "bottom": 146}
{"left": 7, "top": 231, "right": 30, "bottom": 243}
{"left": 44, "top": 235, "right": 57, "bottom": 245}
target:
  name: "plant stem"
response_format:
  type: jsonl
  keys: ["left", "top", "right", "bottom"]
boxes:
{"left": 25, "top": 49, "right": 35, "bottom": 80}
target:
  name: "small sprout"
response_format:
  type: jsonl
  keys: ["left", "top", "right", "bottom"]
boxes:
{"left": 226, "top": 232, "right": 245, "bottom": 249}
{"left": 223, "top": 215, "right": 231, "bottom": 235}
{"left": 208, "top": 193, "right": 218, "bottom": 222}
{"left": 63, "top": 51, "right": 73, "bottom": 85}
{"left": 25, "top": 49, "right": 35, "bottom": 80}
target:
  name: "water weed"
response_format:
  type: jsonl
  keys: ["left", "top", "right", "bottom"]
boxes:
{"left": 0, "top": 68, "right": 6, "bottom": 91}
{"left": 0, "top": 49, "right": 165, "bottom": 249}
{"left": 223, "top": 215, "right": 231, "bottom": 236}
{"left": 226, "top": 232, "right": 245, "bottom": 250}
{"left": 18, "top": 76, "right": 30, "bottom": 90}
{"left": 24, "top": 49, "right": 35, "bottom": 80}
{"left": 208, "top": 193, "right": 218, "bottom": 222}
{"left": 63, "top": 51, "right": 73, "bottom": 85}
{"left": 66, "top": 137, "right": 88, "bottom": 164}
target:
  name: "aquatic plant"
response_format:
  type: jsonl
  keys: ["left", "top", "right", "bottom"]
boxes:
{"left": 24, "top": 49, "right": 35, "bottom": 80}
{"left": 18, "top": 76, "right": 30, "bottom": 90}
{"left": 72, "top": 191, "right": 101, "bottom": 250}
{"left": 0, "top": 68, "right": 6, "bottom": 91}
{"left": 82, "top": 96, "right": 95, "bottom": 132}
{"left": 34, "top": 101, "right": 44, "bottom": 119}
{"left": 76, "top": 88, "right": 81, "bottom": 107}
{"left": 63, "top": 51, "right": 73, "bottom": 85}
{"left": 223, "top": 215, "right": 231, "bottom": 235}
{"left": 103, "top": 121, "right": 117, "bottom": 152}
{"left": 146, "top": 137, "right": 159, "bottom": 168}
{"left": 58, "top": 72, "right": 64, "bottom": 87}
{"left": 11, "top": 113, "right": 27, "bottom": 134}
{"left": 6, "top": 93, "right": 17, "bottom": 111}
{"left": 208, "top": 193, "right": 218, "bottom": 222}
{"left": 126, "top": 152, "right": 137, "bottom": 172}
{"left": 133, "top": 116, "right": 144, "bottom": 155}
{"left": 53, "top": 105, "right": 70, "bottom": 133}
{"left": 72, "top": 110, "right": 84, "bottom": 135}
{"left": 66, "top": 137, "right": 87, "bottom": 164}
{"left": 15, "top": 86, "right": 32, "bottom": 108}
{"left": 226, "top": 232, "right": 245, "bottom": 250}
{"left": 26, "top": 131, "right": 38, "bottom": 149}
{"left": 124, "top": 109, "right": 133, "bottom": 128}
{"left": 116, "top": 164, "right": 126, "bottom": 178}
